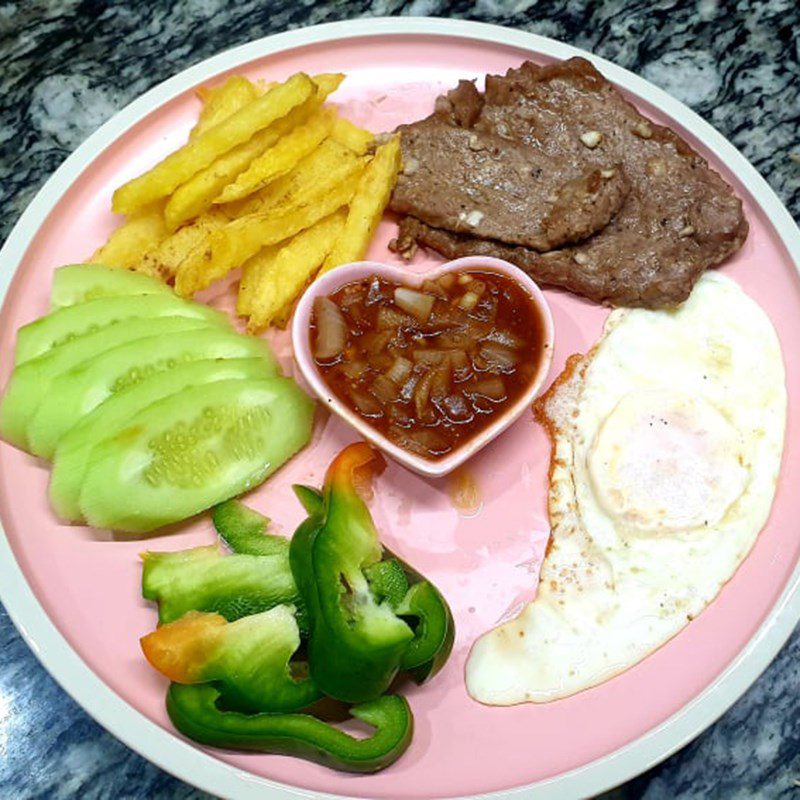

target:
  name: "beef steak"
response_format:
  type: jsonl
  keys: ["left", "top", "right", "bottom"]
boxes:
{"left": 389, "top": 57, "right": 748, "bottom": 309}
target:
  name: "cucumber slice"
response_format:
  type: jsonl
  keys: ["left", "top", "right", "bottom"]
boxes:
{"left": 15, "top": 293, "right": 227, "bottom": 364}
{"left": 50, "top": 358, "right": 274, "bottom": 522}
{"left": 51, "top": 264, "right": 171, "bottom": 309}
{"left": 78, "top": 378, "right": 315, "bottom": 532}
{"left": 0, "top": 316, "right": 214, "bottom": 450}
{"left": 28, "top": 327, "right": 279, "bottom": 458}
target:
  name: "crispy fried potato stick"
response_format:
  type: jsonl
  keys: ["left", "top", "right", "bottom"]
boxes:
{"left": 112, "top": 73, "right": 316, "bottom": 214}
{"left": 330, "top": 116, "right": 374, "bottom": 155}
{"left": 86, "top": 201, "right": 168, "bottom": 273}
{"left": 175, "top": 172, "right": 360, "bottom": 297}
{"left": 164, "top": 75, "right": 345, "bottom": 229}
{"left": 190, "top": 76, "right": 258, "bottom": 140}
{"left": 140, "top": 209, "right": 230, "bottom": 282}
{"left": 239, "top": 139, "right": 366, "bottom": 216}
{"left": 213, "top": 107, "right": 336, "bottom": 204}
{"left": 238, "top": 210, "right": 346, "bottom": 330}
{"left": 319, "top": 135, "right": 401, "bottom": 274}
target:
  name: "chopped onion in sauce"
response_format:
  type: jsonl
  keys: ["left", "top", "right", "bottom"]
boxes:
{"left": 310, "top": 270, "right": 543, "bottom": 460}
{"left": 371, "top": 374, "right": 401, "bottom": 404}
{"left": 385, "top": 356, "right": 413, "bottom": 385}
{"left": 464, "top": 377, "right": 507, "bottom": 401}
{"left": 479, "top": 342, "right": 520, "bottom": 371}
{"left": 377, "top": 305, "right": 415, "bottom": 331}
{"left": 313, "top": 297, "right": 347, "bottom": 360}
{"left": 394, "top": 287, "right": 435, "bottom": 322}
{"left": 350, "top": 389, "right": 382, "bottom": 417}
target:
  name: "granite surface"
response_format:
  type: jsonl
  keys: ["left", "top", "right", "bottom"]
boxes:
{"left": 1, "top": 1, "right": 799, "bottom": 798}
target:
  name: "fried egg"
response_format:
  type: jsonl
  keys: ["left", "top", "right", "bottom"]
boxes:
{"left": 466, "top": 272, "right": 786, "bottom": 704}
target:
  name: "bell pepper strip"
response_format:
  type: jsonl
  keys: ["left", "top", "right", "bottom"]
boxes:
{"left": 210, "top": 501, "right": 310, "bottom": 633}
{"left": 396, "top": 581, "right": 455, "bottom": 683}
{"left": 141, "top": 607, "right": 320, "bottom": 713}
{"left": 364, "top": 558, "right": 409, "bottom": 610}
{"left": 290, "top": 443, "right": 415, "bottom": 703}
{"left": 292, "top": 484, "right": 323, "bottom": 516}
{"left": 212, "top": 500, "right": 288, "bottom": 557}
{"left": 166, "top": 683, "right": 413, "bottom": 773}
{"left": 141, "top": 545, "right": 301, "bottom": 625}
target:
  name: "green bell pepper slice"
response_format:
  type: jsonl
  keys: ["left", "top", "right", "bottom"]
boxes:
{"left": 212, "top": 499, "right": 289, "bottom": 557}
{"left": 290, "top": 443, "right": 415, "bottom": 703}
{"left": 167, "top": 683, "right": 413, "bottom": 773}
{"left": 141, "top": 605, "right": 320, "bottom": 713}
{"left": 397, "top": 581, "right": 455, "bottom": 683}
{"left": 141, "top": 545, "right": 300, "bottom": 625}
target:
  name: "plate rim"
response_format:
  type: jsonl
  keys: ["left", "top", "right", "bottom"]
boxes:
{"left": 1, "top": 17, "right": 799, "bottom": 800}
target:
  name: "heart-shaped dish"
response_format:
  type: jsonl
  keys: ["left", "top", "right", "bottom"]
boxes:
{"left": 292, "top": 256, "right": 555, "bottom": 478}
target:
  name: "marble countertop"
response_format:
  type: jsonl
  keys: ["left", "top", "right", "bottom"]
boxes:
{"left": 1, "top": 1, "right": 798, "bottom": 798}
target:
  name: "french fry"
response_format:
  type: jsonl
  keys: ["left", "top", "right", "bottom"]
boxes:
{"left": 240, "top": 210, "right": 346, "bottom": 332}
{"left": 242, "top": 139, "right": 366, "bottom": 216}
{"left": 319, "top": 135, "right": 401, "bottom": 274}
{"left": 112, "top": 72, "right": 317, "bottom": 215}
{"left": 175, "top": 172, "right": 361, "bottom": 297}
{"left": 331, "top": 116, "right": 374, "bottom": 155}
{"left": 190, "top": 76, "right": 258, "bottom": 140}
{"left": 166, "top": 102, "right": 319, "bottom": 230}
{"left": 163, "top": 76, "right": 345, "bottom": 230}
{"left": 140, "top": 209, "right": 229, "bottom": 282}
{"left": 87, "top": 202, "right": 168, "bottom": 273}
{"left": 213, "top": 107, "right": 337, "bottom": 205}
{"left": 271, "top": 302, "right": 297, "bottom": 330}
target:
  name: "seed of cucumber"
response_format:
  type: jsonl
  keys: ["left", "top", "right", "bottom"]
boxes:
{"left": 0, "top": 316, "right": 215, "bottom": 451}
{"left": 15, "top": 293, "right": 227, "bottom": 364}
{"left": 50, "top": 264, "right": 172, "bottom": 310}
{"left": 78, "top": 378, "right": 315, "bottom": 532}
{"left": 28, "top": 327, "right": 279, "bottom": 458}
{"left": 50, "top": 358, "right": 276, "bottom": 522}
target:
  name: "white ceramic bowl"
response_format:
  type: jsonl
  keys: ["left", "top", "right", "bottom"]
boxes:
{"left": 292, "top": 256, "right": 555, "bottom": 478}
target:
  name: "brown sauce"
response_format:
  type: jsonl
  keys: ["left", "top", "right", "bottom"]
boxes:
{"left": 310, "top": 268, "right": 546, "bottom": 460}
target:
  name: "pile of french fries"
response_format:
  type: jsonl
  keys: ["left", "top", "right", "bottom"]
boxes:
{"left": 89, "top": 72, "right": 401, "bottom": 331}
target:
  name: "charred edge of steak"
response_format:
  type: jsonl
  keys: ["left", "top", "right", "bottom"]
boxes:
{"left": 434, "top": 79, "right": 484, "bottom": 127}
{"left": 395, "top": 215, "right": 746, "bottom": 310}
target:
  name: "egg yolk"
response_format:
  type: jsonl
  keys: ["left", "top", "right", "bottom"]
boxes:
{"left": 587, "top": 390, "right": 749, "bottom": 533}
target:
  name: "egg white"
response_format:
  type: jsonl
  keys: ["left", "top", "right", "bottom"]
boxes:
{"left": 466, "top": 272, "right": 787, "bottom": 704}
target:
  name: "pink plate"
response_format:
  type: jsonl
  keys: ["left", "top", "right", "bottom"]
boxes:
{"left": 1, "top": 19, "right": 799, "bottom": 800}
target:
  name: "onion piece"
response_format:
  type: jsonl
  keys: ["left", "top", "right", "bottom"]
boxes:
{"left": 413, "top": 370, "right": 434, "bottom": 419}
{"left": 479, "top": 342, "right": 520, "bottom": 371}
{"left": 430, "top": 363, "right": 451, "bottom": 400}
{"left": 394, "top": 287, "right": 435, "bottom": 322}
{"left": 437, "top": 273, "right": 456, "bottom": 290}
{"left": 350, "top": 389, "right": 383, "bottom": 417}
{"left": 485, "top": 329, "right": 525, "bottom": 349}
{"left": 371, "top": 374, "right": 401, "bottom": 404}
{"left": 458, "top": 291, "right": 480, "bottom": 311}
{"left": 377, "top": 305, "right": 415, "bottom": 331}
{"left": 359, "top": 330, "right": 393, "bottom": 355}
{"left": 389, "top": 403, "right": 414, "bottom": 427}
{"left": 385, "top": 356, "right": 413, "bottom": 385}
{"left": 441, "top": 392, "right": 472, "bottom": 423}
{"left": 464, "top": 377, "right": 506, "bottom": 401}
{"left": 412, "top": 349, "right": 449, "bottom": 365}
{"left": 339, "top": 359, "right": 368, "bottom": 380}
{"left": 313, "top": 297, "right": 347, "bottom": 360}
